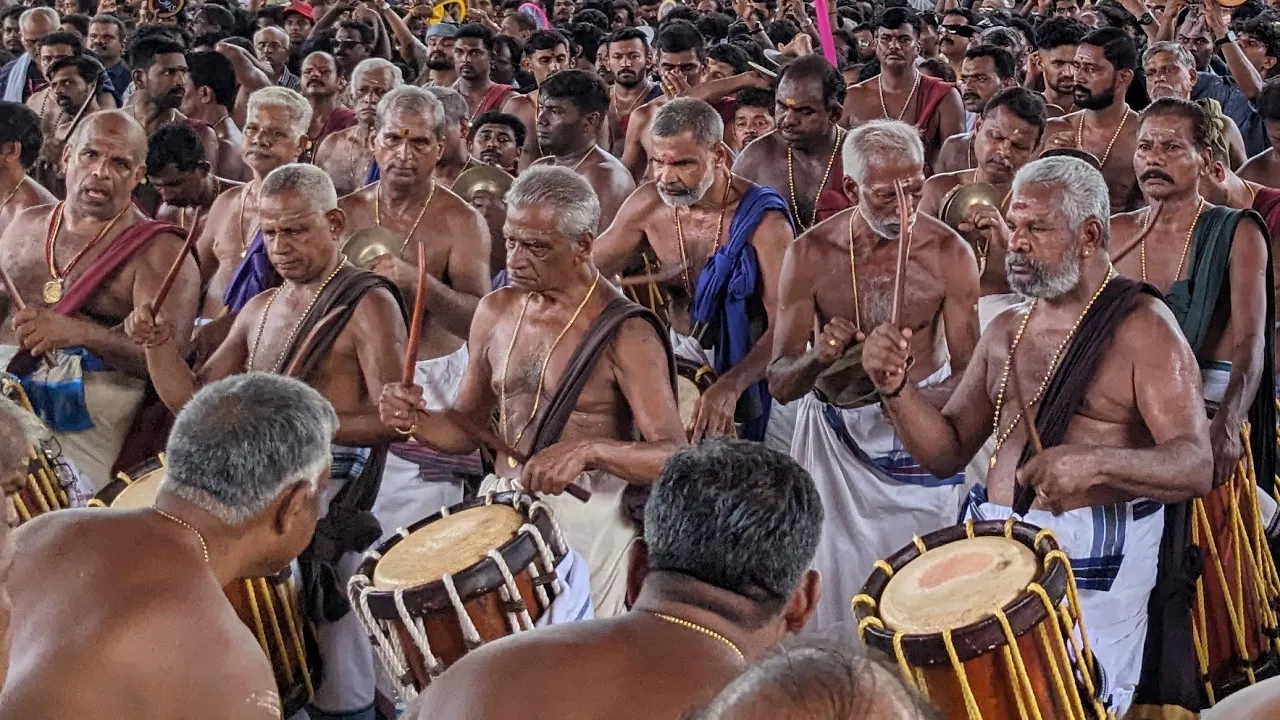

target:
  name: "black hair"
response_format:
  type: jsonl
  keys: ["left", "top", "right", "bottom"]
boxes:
{"left": 127, "top": 35, "right": 186, "bottom": 71}
{"left": 607, "top": 26, "right": 649, "bottom": 49}
{"left": 696, "top": 12, "right": 734, "bottom": 42}
{"left": 654, "top": 19, "right": 705, "bottom": 59}
{"left": 1259, "top": 78, "right": 1280, "bottom": 121}
{"left": 0, "top": 102, "right": 42, "bottom": 169}
{"left": 1240, "top": 15, "right": 1280, "bottom": 67}
{"left": 527, "top": 28, "right": 571, "bottom": 52}
{"left": 1141, "top": 96, "right": 1212, "bottom": 151}
{"left": 221, "top": 35, "right": 255, "bottom": 55}
{"left": 661, "top": 5, "right": 700, "bottom": 25}
{"left": 983, "top": 86, "right": 1047, "bottom": 140}
{"left": 146, "top": 121, "right": 207, "bottom": 175}
{"left": 964, "top": 43, "right": 1016, "bottom": 80}
{"left": 505, "top": 10, "right": 538, "bottom": 33}
{"left": 918, "top": 10, "right": 939, "bottom": 27}
{"left": 38, "top": 31, "right": 83, "bottom": 53}
{"left": 613, "top": 0, "right": 637, "bottom": 25}
{"left": 336, "top": 20, "right": 375, "bottom": 47}
{"left": 195, "top": 3, "right": 236, "bottom": 30}
{"left": 919, "top": 56, "right": 956, "bottom": 82}
{"left": 61, "top": 14, "right": 90, "bottom": 38}
{"left": 1093, "top": 2, "right": 1135, "bottom": 32}
{"left": 494, "top": 34, "right": 523, "bottom": 65}
{"left": 735, "top": 86, "right": 774, "bottom": 111}
{"left": 572, "top": 7, "right": 610, "bottom": 30}
{"left": 732, "top": 37, "right": 767, "bottom": 66}
{"left": 943, "top": 7, "right": 973, "bottom": 23}
{"left": 1080, "top": 26, "right": 1137, "bottom": 71}
{"left": 708, "top": 41, "right": 750, "bottom": 74}
{"left": 874, "top": 7, "right": 921, "bottom": 33}
{"left": 191, "top": 31, "right": 230, "bottom": 51}
{"left": 779, "top": 53, "right": 846, "bottom": 110}
{"left": 468, "top": 110, "right": 526, "bottom": 146}
{"left": 567, "top": 22, "right": 606, "bottom": 60}
{"left": 766, "top": 18, "right": 800, "bottom": 45}
{"left": 538, "top": 67, "right": 609, "bottom": 115}
{"left": 256, "top": 6, "right": 284, "bottom": 25}
{"left": 455, "top": 21, "right": 497, "bottom": 53}
{"left": 644, "top": 439, "right": 823, "bottom": 626}
{"left": 1034, "top": 16, "right": 1088, "bottom": 51}
{"left": 186, "top": 50, "right": 237, "bottom": 109}
{"left": 47, "top": 54, "right": 101, "bottom": 85}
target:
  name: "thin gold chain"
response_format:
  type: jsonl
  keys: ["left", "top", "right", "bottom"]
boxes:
{"left": 237, "top": 180, "right": 259, "bottom": 258}
{"left": 787, "top": 128, "right": 845, "bottom": 229}
{"left": 374, "top": 181, "right": 436, "bottom": 253}
{"left": 848, "top": 208, "right": 863, "bottom": 332}
{"left": 1075, "top": 108, "right": 1129, "bottom": 167}
{"left": 988, "top": 266, "right": 1115, "bottom": 468}
{"left": 651, "top": 612, "right": 744, "bottom": 660}
{"left": 674, "top": 172, "right": 732, "bottom": 297}
{"left": 0, "top": 175, "right": 25, "bottom": 213}
{"left": 498, "top": 271, "right": 602, "bottom": 464}
{"left": 153, "top": 507, "right": 210, "bottom": 563}
{"left": 1140, "top": 197, "right": 1205, "bottom": 286}
{"left": 247, "top": 256, "right": 347, "bottom": 372}
{"left": 879, "top": 70, "right": 921, "bottom": 121}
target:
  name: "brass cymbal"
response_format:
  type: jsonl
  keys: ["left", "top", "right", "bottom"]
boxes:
{"left": 939, "top": 182, "right": 1005, "bottom": 232}
{"left": 342, "top": 227, "right": 401, "bottom": 269}
{"left": 453, "top": 164, "right": 514, "bottom": 202}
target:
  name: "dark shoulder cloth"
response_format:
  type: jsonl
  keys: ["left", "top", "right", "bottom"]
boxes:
{"left": 1165, "top": 205, "right": 1275, "bottom": 495}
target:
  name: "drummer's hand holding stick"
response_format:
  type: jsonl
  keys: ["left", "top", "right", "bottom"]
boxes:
{"left": 815, "top": 317, "right": 862, "bottom": 366}
{"left": 522, "top": 441, "right": 597, "bottom": 498}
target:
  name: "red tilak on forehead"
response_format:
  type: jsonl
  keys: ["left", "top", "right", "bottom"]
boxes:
{"left": 1010, "top": 200, "right": 1030, "bottom": 212}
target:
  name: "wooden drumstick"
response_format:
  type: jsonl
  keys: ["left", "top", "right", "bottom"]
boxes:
{"left": 151, "top": 227, "right": 200, "bottom": 312}
{"left": 890, "top": 180, "right": 911, "bottom": 327}
{"left": 443, "top": 409, "right": 591, "bottom": 502}
{"left": 0, "top": 263, "right": 25, "bottom": 312}
{"left": 403, "top": 242, "right": 428, "bottom": 385}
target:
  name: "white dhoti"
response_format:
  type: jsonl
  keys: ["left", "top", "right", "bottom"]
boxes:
{"left": 792, "top": 364, "right": 967, "bottom": 638}
{"left": 670, "top": 331, "right": 794, "bottom": 452}
{"left": 962, "top": 485, "right": 1164, "bottom": 716}
{"left": 481, "top": 472, "right": 637, "bottom": 618}
{"left": 0, "top": 344, "right": 144, "bottom": 491}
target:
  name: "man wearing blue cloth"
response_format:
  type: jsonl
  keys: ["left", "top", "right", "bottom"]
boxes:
{"left": 595, "top": 97, "right": 795, "bottom": 447}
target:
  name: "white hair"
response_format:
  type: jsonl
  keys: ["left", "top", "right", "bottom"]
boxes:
{"left": 352, "top": 57, "right": 404, "bottom": 88}
{"left": 254, "top": 25, "right": 290, "bottom": 49}
{"left": 1012, "top": 156, "right": 1111, "bottom": 246}
{"left": 247, "top": 86, "right": 313, "bottom": 140}
{"left": 376, "top": 85, "right": 447, "bottom": 136}
{"left": 842, "top": 119, "right": 925, "bottom": 184}
{"left": 0, "top": 394, "right": 49, "bottom": 447}
{"left": 21, "top": 7, "right": 58, "bottom": 29}
{"left": 260, "top": 163, "right": 338, "bottom": 212}
{"left": 651, "top": 97, "right": 724, "bottom": 147}
{"left": 1142, "top": 41, "right": 1196, "bottom": 72}
{"left": 506, "top": 165, "right": 601, "bottom": 238}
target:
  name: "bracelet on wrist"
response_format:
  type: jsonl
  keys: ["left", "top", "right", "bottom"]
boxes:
{"left": 879, "top": 372, "right": 911, "bottom": 400}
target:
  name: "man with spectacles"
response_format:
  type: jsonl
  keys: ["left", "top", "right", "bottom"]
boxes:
{"left": 332, "top": 19, "right": 372, "bottom": 80}
{"left": 938, "top": 19, "right": 977, "bottom": 80}
{"left": 253, "top": 26, "right": 299, "bottom": 91}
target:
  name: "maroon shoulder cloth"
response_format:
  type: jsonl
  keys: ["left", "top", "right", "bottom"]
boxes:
{"left": 1252, "top": 185, "right": 1280, "bottom": 241}
{"left": 912, "top": 73, "right": 955, "bottom": 136}
{"left": 478, "top": 83, "right": 516, "bottom": 115}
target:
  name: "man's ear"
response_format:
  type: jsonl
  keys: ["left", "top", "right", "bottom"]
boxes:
{"left": 625, "top": 538, "right": 650, "bottom": 609}
{"left": 842, "top": 176, "right": 859, "bottom": 205}
{"left": 327, "top": 206, "right": 347, "bottom": 239}
{"left": 271, "top": 480, "right": 313, "bottom": 536}
{"left": 781, "top": 569, "right": 821, "bottom": 634}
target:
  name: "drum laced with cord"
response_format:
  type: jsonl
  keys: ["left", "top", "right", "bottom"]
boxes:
{"left": 2, "top": 373, "right": 73, "bottom": 523}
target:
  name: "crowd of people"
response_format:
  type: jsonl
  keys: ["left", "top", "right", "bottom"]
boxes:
{"left": 0, "top": 0, "right": 1277, "bottom": 716}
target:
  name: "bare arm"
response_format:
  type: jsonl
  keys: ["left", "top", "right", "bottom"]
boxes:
{"left": 380, "top": 4, "right": 428, "bottom": 67}
{"left": 934, "top": 90, "right": 966, "bottom": 156}
{"left": 1225, "top": 115, "right": 1248, "bottom": 170}
{"left": 593, "top": 188, "right": 652, "bottom": 277}
{"left": 685, "top": 72, "right": 769, "bottom": 104}
{"left": 1209, "top": 18, "right": 1267, "bottom": 99}
{"left": 338, "top": 287, "right": 408, "bottom": 444}
{"left": 767, "top": 232, "right": 829, "bottom": 403}
{"left": 940, "top": 230, "right": 981, "bottom": 373}
{"left": 621, "top": 103, "right": 653, "bottom": 181}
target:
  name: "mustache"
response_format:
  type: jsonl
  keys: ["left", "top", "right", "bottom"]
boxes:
{"left": 1140, "top": 169, "right": 1175, "bottom": 183}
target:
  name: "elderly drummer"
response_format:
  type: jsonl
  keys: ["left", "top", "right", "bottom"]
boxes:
{"left": 862, "top": 156, "right": 1213, "bottom": 714}
{"left": 408, "top": 439, "right": 823, "bottom": 720}
{"left": 0, "top": 373, "right": 335, "bottom": 720}
{"left": 379, "top": 165, "right": 687, "bottom": 617}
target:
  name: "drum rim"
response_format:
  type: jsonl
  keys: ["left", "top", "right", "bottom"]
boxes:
{"left": 675, "top": 356, "right": 718, "bottom": 392}
{"left": 355, "top": 491, "right": 565, "bottom": 618}
{"left": 854, "top": 520, "right": 1069, "bottom": 666}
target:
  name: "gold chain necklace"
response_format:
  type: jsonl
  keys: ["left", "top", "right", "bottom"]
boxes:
{"left": 43, "top": 203, "right": 129, "bottom": 304}
{"left": 788, "top": 128, "right": 845, "bottom": 230}
{"left": 988, "top": 266, "right": 1114, "bottom": 469}
{"left": 153, "top": 507, "right": 210, "bottom": 563}
{"left": 498, "top": 271, "right": 602, "bottom": 468}
{"left": 674, "top": 172, "right": 732, "bottom": 297}
{"left": 612, "top": 84, "right": 647, "bottom": 116}
{"left": 346, "top": 126, "right": 372, "bottom": 190}
{"left": 1075, "top": 108, "right": 1129, "bottom": 167}
{"left": 879, "top": 70, "right": 921, "bottom": 121}
{"left": 374, "top": 180, "right": 436, "bottom": 253}
{"left": 1139, "top": 197, "right": 1205, "bottom": 286}
{"left": 237, "top": 180, "right": 260, "bottom": 258}
{"left": 0, "top": 175, "right": 25, "bottom": 212}
{"left": 247, "top": 256, "right": 347, "bottom": 373}
{"left": 650, "top": 612, "right": 744, "bottom": 661}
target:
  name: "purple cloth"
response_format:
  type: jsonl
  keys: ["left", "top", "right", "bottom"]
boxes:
{"left": 221, "top": 227, "right": 277, "bottom": 313}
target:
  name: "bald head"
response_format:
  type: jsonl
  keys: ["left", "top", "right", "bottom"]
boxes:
{"left": 64, "top": 110, "right": 148, "bottom": 218}
{"left": 69, "top": 109, "right": 147, "bottom": 163}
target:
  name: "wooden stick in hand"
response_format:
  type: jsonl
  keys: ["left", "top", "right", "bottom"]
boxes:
{"left": 403, "top": 241, "right": 427, "bottom": 385}
{"left": 442, "top": 409, "right": 591, "bottom": 502}
{"left": 0, "top": 263, "right": 25, "bottom": 312}
{"left": 890, "top": 180, "right": 912, "bottom": 327}
{"left": 151, "top": 227, "right": 200, "bottom": 312}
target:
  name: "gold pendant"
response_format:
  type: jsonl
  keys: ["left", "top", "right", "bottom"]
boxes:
{"left": 507, "top": 456, "right": 518, "bottom": 468}
{"left": 989, "top": 454, "right": 997, "bottom": 469}
{"left": 42, "top": 279, "right": 63, "bottom": 304}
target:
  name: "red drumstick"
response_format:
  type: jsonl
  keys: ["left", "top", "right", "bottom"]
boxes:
{"left": 0, "top": 263, "right": 25, "bottom": 312}
{"left": 402, "top": 242, "right": 427, "bottom": 385}
{"left": 151, "top": 228, "right": 200, "bottom": 312}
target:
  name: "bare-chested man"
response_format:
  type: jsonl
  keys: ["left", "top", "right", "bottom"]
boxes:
{"left": 339, "top": 86, "right": 491, "bottom": 532}
{"left": 0, "top": 395, "right": 43, "bottom": 678}
{"left": 29, "top": 53, "right": 107, "bottom": 196}
{"left": 125, "top": 162, "right": 408, "bottom": 720}
{"left": 933, "top": 44, "right": 1017, "bottom": 174}
{"left": 468, "top": 110, "right": 523, "bottom": 175}
{"left": 533, "top": 69, "right": 634, "bottom": 231}
{"left": 380, "top": 165, "right": 687, "bottom": 616}
{"left": 619, "top": 21, "right": 705, "bottom": 181}
{"left": 450, "top": 23, "right": 515, "bottom": 123}
{"left": 501, "top": 29, "right": 571, "bottom": 169}
{"left": 424, "top": 86, "right": 477, "bottom": 188}
{"left": 196, "top": 86, "right": 309, "bottom": 321}
{"left": 409, "top": 440, "right": 821, "bottom": 720}
{"left": 1043, "top": 28, "right": 1142, "bottom": 212}
{"left": 0, "top": 111, "right": 199, "bottom": 489}
{"left": 1142, "top": 42, "right": 1247, "bottom": 168}
{"left": 298, "top": 52, "right": 356, "bottom": 164}
{"left": 0, "top": 102, "right": 57, "bottom": 229}
{"left": 127, "top": 36, "right": 220, "bottom": 177}
{"left": 1238, "top": 81, "right": 1280, "bottom": 188}
{"left": 313, "top": 58, "right": 401, "bottom": 196}
{"left": 181, "top": 50, "right": 249, "bottom": 182}
{"left": 0, "top": 373, "right": 333, "bottom": 720}
{"left": 843, "top": 8, "right": 965, "bottom": 172}
{"left": 1032, "top": 17, "right": 1086, "bottom": 117}
{"left": 604, "top": 28, "right": 661, "bottom": 157}
{"left": 920, "top": 87, "right": 1046, "bottom": 316}
{"left": 146, "top": 122, "right": 240, "bottom": 241}
{"left": 767, "top": 119, "right": 979, "bottom": 637}
{"left": 596, "top": 97, "right": 795, "bottom": 449}
{"left": 735, "top": 55, "right": 847, "bottom": 233}
{"left": 862, "top": 155, "right": 1212, "bottom": 713}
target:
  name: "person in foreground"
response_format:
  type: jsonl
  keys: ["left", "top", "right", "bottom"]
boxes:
{"left": 0, "top": 394, "right": 46, "bottom": 684}
{"left": 861, "top": 155, "right": 1213, "bottom": 714}
{"left": 0, "top": 373, "right": 336, "bottom": 719}
{"left": 691, "top": 639, "right": 943, "bottom": 720}
{"left": 407, "top": 439, "right": 823, "bottom": 720}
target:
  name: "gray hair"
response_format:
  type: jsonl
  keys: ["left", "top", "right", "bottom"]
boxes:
{"left": 651, "top": 97, "right": 724, "bottom": 147}
{"left": 1012, "top": 156, "right": 1111, "bottom": 246}
{"left": 254, "top": 26, "right": 289, "bottom": 49}
{"left": 162, "top": 373, "right": 338, "bottom": 526}
{"left": 247, "top": 86, "right": 313, "bottom": 140}
{"left": 424, "top": 86, "right": 468, "bottom": 128}
{"left": 260, "top": 162, "right": 338, "bottom": 212}
{"left": 1142, "top": 40, "right": 1195, "bottom": 71}
{"left": 352, "top": 57, "right": 404, "bottom": 88}
{"left": 376, "top": 85, "right": 447, "bottom": 137}
{"left": 21, "top": 8, "right": 58, "bottom": 28}
{"left": 842, "top": 119, "right": 924, "bottom": 184}
{"left": 0, "top": 395, "right": 49, "bottom": 447}
{"left": 505, "top": 165, "right": 601, "bottom": 238}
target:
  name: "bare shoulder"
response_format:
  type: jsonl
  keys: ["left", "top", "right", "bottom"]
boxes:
{"left": 737, "top": 131, "right": 783, "bottom": 163}
{"left": 502, "top": 93, "right": 534, "bottom": 113}
{"left": 620, "top": 180, "right": 664, "bottom": 214}
{"left": 1044, "top": 114, "right": 1076, "bottom": 135}
{"left": 1113, "top": 293, "right": 1188, "bottom": 357}
{"left": 790, "top": 211, "right": 847, "bottom": 258}
{"left": 979, "top": 299, "right": 1029, "bottom": 347}
{"left": 209, "top": 183, "right": 247, "bottom": 213}
{"left": 0, "top": 203, "right": 54, "bottom": 245}
{"left": 923, "top": 169, "right": 963, "bottom": 197}
{"left": 475, "top": 286, "right": 522, "bottom": 321}
{"left": 354, "top": 284, "right": 404, "bottom": 321}
{"left": 437, "top": 186, "right": 487, "bottom": 227}
{"left": 338, "top": 184, "right": 375, "bottom": 212}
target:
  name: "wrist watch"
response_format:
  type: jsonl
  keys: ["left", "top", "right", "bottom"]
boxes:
{"left": 1215, "top": 29, "right": 1238, "bottom": 47}
{"left": 1138, "top": 10, "right": 1155, "bottom": 25}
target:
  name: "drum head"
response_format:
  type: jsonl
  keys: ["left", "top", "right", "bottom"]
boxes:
{"left": 677, "top": 376, "right": 700, "bottom": 427}
{"left": 110, "top": 469, "right": 166, "bottom": 509}
{"left": 880, "top": 536, "right": 1037, "bottom": 634}
{"left": 373, "top": 504, "right": 525, "bottom": 590}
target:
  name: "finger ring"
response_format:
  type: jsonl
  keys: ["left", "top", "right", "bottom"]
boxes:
{"left": 827, "top": 338, "right": 838, "bottom": 346}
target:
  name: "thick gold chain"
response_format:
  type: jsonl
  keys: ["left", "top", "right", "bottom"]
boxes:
{"left": 651, "top": 611, "right": 744, "bottom": 660}
{"left": 1140, "top": 197, "right": 1205, "bottom": 286}
{"left": 787, "top": 128, "right": 845, "bottom": 230}
{"left": 247, "top": 256, "right": 347, "bottom": 372}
